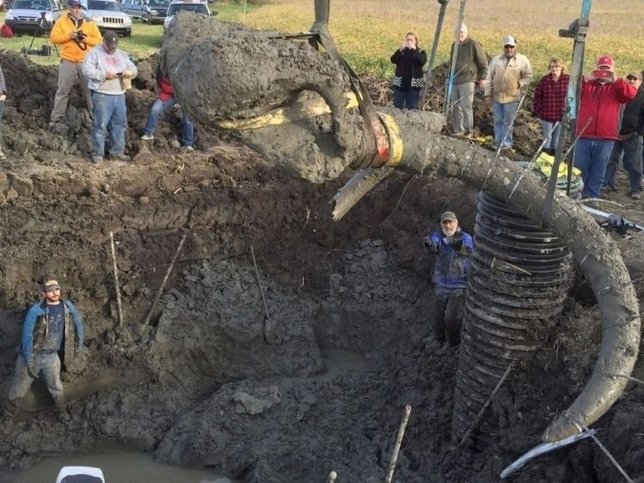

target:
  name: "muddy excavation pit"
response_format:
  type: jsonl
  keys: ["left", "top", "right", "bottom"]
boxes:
{"left": 0, "top": 47, "right": 643, "bottom": 483}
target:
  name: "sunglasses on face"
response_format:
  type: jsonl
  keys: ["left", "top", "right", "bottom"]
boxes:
{"left": 504, "top": 45, "right": 515, "bottom": 49}
{"left": 626, "top": 76, "right": 639, "bottom": 81}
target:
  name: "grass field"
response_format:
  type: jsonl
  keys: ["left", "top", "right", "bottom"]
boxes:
{"left": 0, "top": 1, "right": 254, "bottom": 64}
{"left": 239, "top": 0, "right": 644, "bottom": 79}
{"left": 1, "top": 0, "right": 642, "bottom": 78}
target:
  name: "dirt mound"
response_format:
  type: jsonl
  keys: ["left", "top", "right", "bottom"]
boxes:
{"left": 0, "top": 51, "right": 642, "bottom": 483}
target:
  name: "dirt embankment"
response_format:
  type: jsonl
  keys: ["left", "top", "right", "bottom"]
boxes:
{"left": 0, "top": 51, "right": 643, "bottom": 482}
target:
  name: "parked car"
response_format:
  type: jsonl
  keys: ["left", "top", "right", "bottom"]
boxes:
{"left": 86, "top": 0, "right": 132, "bottom": 36}
{"left": 163, "top": 0, "right": 214, "bottom": 30}
{"left": 120, "top": 0, "right": 143, "bottom": 19}
{"left": 4, "top": 0, "right": 61, "bottom": 35}
{"left": 121, "top": 0, "right": 169, "bottom": 23}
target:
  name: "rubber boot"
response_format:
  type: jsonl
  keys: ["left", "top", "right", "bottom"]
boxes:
{"left": 53, "top": 397, "right": 71, "bottom": 423}
{"left": 1, "top": 398, "right": 21, "bottom": 434}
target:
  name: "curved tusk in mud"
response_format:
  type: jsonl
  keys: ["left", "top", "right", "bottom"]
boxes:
{"left": 162, "top": 15, "right": 640, "bottom": 443}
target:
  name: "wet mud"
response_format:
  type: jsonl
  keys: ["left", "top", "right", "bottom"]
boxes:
{"left": 0, "top": 38, "right": 643, "bottom": 483}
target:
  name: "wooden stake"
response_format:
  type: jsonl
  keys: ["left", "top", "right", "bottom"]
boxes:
{"left": 250, "top": 245, "right": 272, "bottom": 342}
{"left": 109, "top": 231, "right": 124, "bottom": 327}
{"left": 458, "top": 361, "right": 514, "bottom": 447}
{"left": 143, "top": 233, "right": 188, "bottom": 326}
{"left": 385, "top": 404, "right": 412, "bottom": 483}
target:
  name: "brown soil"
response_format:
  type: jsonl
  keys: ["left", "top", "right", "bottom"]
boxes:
{"left": 0, "top": 50, "right": 643, "bottom": 483}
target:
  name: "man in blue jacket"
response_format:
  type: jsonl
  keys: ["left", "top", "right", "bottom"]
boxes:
{"left": 4, "top": 279, "right": 84, "bottom": 422}
{"left": 424, "top": 211, "right": 474, "bottom": 346}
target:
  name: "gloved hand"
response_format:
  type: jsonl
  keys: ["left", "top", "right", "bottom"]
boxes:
{"left": 26, "top": 360, "right": 38, "bottom": 379}
{"left": 423, "top": 237, "right": 438, "bottom": 253}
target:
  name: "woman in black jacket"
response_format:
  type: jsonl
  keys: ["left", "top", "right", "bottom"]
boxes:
{"left": 390, "top": 32, "right": 427, "bottom": 109}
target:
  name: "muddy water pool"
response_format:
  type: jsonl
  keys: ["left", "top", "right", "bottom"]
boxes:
{"left": 8, "top": 451, "right": 237, "bottom": 483}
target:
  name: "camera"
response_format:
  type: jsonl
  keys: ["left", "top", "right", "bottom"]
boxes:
{"left": 76, "top": 30, "right": 87, "bottom": 42}
{"left": 37, "top": 11, "right": 48, "bottom": 30}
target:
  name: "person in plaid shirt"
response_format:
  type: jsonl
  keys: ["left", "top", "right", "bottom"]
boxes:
{"left": 533, "top": 58, "right": 570, "bottom": 155}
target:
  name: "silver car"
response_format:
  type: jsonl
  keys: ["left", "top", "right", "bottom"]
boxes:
{"left": 5, "top": 0, "right": 61, "bottom": 35}
{"left": 86, "top": 0, "right": 132, "bottom": 36}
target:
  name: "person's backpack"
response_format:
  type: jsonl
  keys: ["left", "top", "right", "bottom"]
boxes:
{"left": 0, "top": 23, "right": 13, "bottom": 38}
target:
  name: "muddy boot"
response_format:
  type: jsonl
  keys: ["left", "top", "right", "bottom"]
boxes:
{"left": 53, "top": 398, "right": 71, "bottom": 424}
{"left": 1, "top": 399, "right": 20, "bottom": 433}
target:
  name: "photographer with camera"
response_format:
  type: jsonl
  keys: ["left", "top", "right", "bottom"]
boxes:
{"left": 82, "top": 30, "right": 137, "bottom": 163}
{"left": 49, "top": 0, "right": 101, "bottom": 130}
{"left": 423, "top": 211, "right": 474, "bottom": 348}
{"left": 390, "top": 32, "right": 427, "bottom": 110}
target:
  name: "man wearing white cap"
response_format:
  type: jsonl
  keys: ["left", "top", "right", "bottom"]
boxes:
{"left": 3, "top": 280, "right": 84, "bottom": 423}
{"left": 423, "top": 211, "right": 474, "bottom": 346}
{"left": 484, "top": 35, "right": 533, "bottom": 152}
{"left": 574, "top": 55, "right": 637, "bottom": 199}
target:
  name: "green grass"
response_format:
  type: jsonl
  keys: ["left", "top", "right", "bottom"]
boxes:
{"left": 239, "top": 0, "right": 644, "bottom": 79}
{"left": 1, "top": 0, "right": 642, "bottom": 78}
{"left": 0, "top": 1, "right": 256, "bottom": 64}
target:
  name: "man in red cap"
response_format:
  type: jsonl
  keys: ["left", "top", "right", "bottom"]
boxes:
{"left": 574, "top": 55, "right": 638, "bottom": 198}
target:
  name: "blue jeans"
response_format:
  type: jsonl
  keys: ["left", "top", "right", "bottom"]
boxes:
{"left": 9, "top": 353, "right": 64, "bottom": 403}
{"left": 604, "top": 135, "right": 643, "bottom": 193}
{"left": 574, "top": 138, "right": 615, "bottom": 198}
{"left": 393, "top": 88, "right": 420, "bottom": 110}
{"left": 91, "top": 91, "right": 127, "bottom": 158}
{"left": 540, "top": 120, "right": 561, "bottom": 153}
{"left": 492, "top": 101, "right": 518, "bottom": 148}
{"left": 143, "top": 97, "right": 195, "bottom": 147}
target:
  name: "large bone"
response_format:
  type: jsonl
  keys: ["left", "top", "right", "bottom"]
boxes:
{"left": 162, "top": 14, "right": 640, "bottom": 443}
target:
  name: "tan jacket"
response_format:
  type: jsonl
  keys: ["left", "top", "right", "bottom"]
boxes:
{"left": 484, "top": 53, "right": 533, "bottom": 104}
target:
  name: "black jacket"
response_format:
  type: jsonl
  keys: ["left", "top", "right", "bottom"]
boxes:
{"left": 620, "top": 87, "right": 644, "bottom": 136}
{"left": 391, "top": 48, "right": 427, "bottom": 91}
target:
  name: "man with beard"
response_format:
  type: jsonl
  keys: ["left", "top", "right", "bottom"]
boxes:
{"left": 424, "top": 211, "right": 474, "bottom": 347}
{"left": 574, "top": 55, "right": 637, "bottom": 199}
{"left": 2, "top": 280, "right": 84, "bottom": 423}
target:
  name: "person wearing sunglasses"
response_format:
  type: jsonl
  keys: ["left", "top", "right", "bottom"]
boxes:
{"left": 573, "top": 56, "right": 638, "bottom": 199}
{"left": 483, "top": 35, "right": 533, "bottom": 153}
{"left": 603, "top": 71, "right": 644, "bottom": 199}
{"left": 423, "top": 211, "right": 474, "bottom": 347}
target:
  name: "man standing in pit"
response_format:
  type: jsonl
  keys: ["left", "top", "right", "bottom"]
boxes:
{"left": 2, "top": 280, "right": 84, "bottom": 423}
{"left": 448, "top": 23, "right": 488, "bottom": 138}
{"left": 424, "top": 211, "right": 474, "bottom": 347}
{"left": 49, "top": 0, "right": 102, "bottom": 129}
{"left": 484, "top": 35, "right": 533, "bottom": 153}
